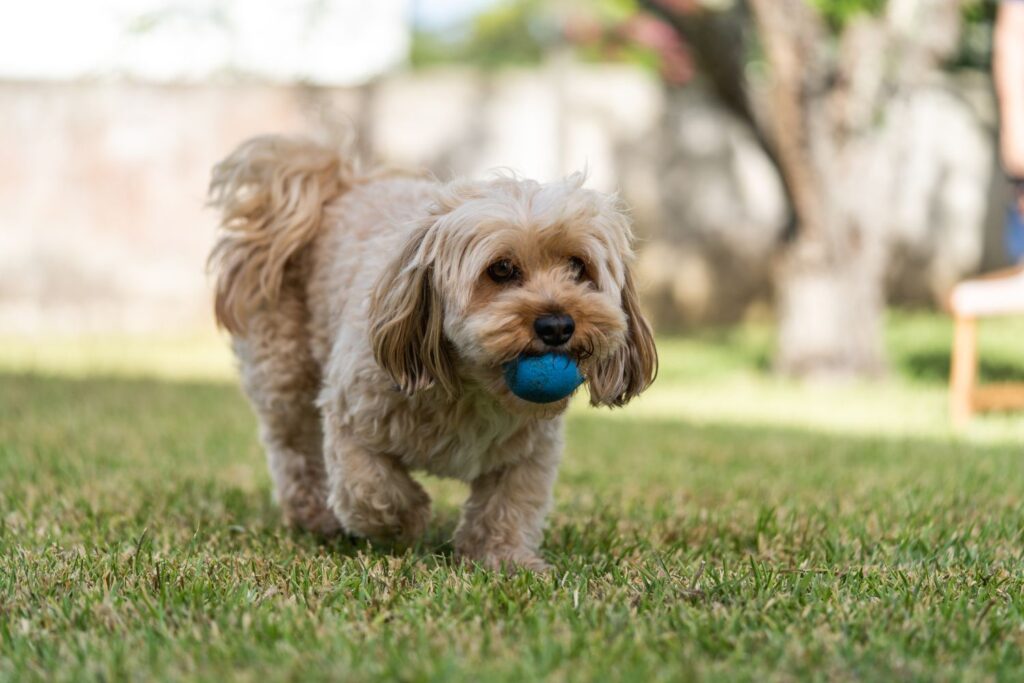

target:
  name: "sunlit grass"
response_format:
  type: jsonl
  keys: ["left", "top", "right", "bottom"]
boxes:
{"left": 2, "top": 311, "right": 1024, "bottom": 680}
{"left": 0, "top": 333, "right": 236, "bottom": 381}
{"left": 601, "top": 311, "right": 1024, "bottom": 442}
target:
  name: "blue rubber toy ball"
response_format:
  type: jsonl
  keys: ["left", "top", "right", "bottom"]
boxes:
{"left": 503, "top": 353, "right": 584, "bottom": 403}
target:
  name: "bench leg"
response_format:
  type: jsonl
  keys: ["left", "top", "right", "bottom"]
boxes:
{"left": 950, "top": 315, "right": 977, "bottom": 427}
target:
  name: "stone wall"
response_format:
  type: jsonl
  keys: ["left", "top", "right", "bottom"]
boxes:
{"left": 0, "top": 65, "right": 1005, "bottom": 334}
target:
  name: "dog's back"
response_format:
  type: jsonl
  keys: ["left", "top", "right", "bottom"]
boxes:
{"left": 208, "top": 136, "right": 436, "bottom": 354}
{"left": 207, "top": 135, "right": 354, "bottom": 335}
{"left": 304, "top": 175, "right": 438, "bottom": 368}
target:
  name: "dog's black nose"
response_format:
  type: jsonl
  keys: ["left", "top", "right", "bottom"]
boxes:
{"left": 534, "top": 314, "right": 575, "bottom": 347}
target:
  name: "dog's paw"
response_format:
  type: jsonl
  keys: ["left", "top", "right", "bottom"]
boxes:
{"left": 283, "top": 504, "right": 343, "bottom": 537}
{"left": 281, "top": 489, "right": 344, "bottom": 537}
{"left": 334, "top": 483, "right": 432, "bottom": 543}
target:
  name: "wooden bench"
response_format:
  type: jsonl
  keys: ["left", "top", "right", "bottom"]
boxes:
{"left": 949, "top": 267, "right": 1024, "bottom": 426}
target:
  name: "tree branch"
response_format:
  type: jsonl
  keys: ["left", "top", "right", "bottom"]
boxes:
{"left": 747, "top": 0, "right": 831, "bottom": 241}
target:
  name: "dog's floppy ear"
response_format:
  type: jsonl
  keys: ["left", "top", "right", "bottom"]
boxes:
{"left": 369, "top": 223, "right": 458, "bottom": 397}
{"left": 587, "top": 267, "right": 658, "bottom": 407}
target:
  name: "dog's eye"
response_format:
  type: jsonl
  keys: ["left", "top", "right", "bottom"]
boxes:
{"left": 569, "top": 256, "right": 587, "bottom": 280}
{"left": 487, "top": 259, "right": 518, "bottom": 284}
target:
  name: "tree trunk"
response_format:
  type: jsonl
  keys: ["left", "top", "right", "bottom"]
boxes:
{"left": 747, "top": 0, "right": 891, "bottom": 378}
{"left": 774, "top": 236, "right": 887, "bottom": 378}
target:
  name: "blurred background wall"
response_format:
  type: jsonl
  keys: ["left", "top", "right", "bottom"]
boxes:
{"left": 0, "top": 0, "right": 1011, "bottom": 335}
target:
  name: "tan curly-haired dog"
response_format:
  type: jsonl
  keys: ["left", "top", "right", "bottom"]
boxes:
{"left": 208, "top": 135, "right": 656, "bottom": 571}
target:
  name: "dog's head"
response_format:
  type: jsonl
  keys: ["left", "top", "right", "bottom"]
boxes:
{"left": 369, "top": 174, "right": 657, "bottom": 411}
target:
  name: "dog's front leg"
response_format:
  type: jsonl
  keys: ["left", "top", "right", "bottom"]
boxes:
{"left": 454, "top": 443, "right": 561, "bottom": 572}
{"left": 322, "top": 411, "right": 432, "bottom": 542}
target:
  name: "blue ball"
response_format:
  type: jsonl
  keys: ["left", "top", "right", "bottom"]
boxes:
{"left": 503, "top": 353, "right": 584, "bottom": 403}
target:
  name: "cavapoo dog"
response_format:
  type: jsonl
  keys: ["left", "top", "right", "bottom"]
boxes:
{"left": 208, "top": 135, "right": 656, "bottom": 571}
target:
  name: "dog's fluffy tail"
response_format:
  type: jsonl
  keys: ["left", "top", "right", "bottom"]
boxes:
{"left": 208, "top": 135, "right": 353, "bottom": 334}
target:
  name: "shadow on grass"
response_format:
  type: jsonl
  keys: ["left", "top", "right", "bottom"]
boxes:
{"left": 3, "top": 370, "right": 1022, "bottom": 567}
{"left": 899, "top": 350, "right": 1024, "bottom": 385}
{"left": 0, "top": 371, "right": 470, "bottom": 563}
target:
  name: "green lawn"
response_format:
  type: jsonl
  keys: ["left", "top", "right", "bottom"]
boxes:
{"left": 3, "top": 313, "right": 1024, "bottom": 681}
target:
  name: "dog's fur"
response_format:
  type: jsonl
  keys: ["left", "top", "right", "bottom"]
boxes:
{"left": 208, "top": 135, "right": 657, "bottom": 570}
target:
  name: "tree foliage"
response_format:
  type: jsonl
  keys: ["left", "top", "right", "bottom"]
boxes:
{"left": 411, "top": 0, "right": 676, "bottom": 71}
{"left": 411, "top": 0, "right": 549, "bottom": 69}
{"left": 809, "top": 0, "right": 886, "bottom": 30}
{"left": 411, "top": 0, "right": 997, "bottom": 72}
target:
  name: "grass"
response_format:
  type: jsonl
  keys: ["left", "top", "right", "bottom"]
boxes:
{"left": 3, "top": 311, "right": 1024, "bottom": 681}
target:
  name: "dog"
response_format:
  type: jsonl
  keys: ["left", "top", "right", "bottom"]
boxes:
{"left": 208, "top": 135, "right": 657, "bottom": 571}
